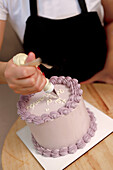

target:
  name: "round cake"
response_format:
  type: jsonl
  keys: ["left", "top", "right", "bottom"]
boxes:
{"left": 17, "top": 76, "right": 97, "bottom": 157}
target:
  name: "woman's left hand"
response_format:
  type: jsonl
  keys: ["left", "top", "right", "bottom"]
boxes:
{"left": 81, "top": 68, "right": 113, "bottom": 84}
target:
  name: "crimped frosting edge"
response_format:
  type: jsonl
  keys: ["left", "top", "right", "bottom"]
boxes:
{"left": 17, "top": 76, "right": 83, "bottom": 125}
{"left": 31, "top": 108, "right": 97, "bottom": 157}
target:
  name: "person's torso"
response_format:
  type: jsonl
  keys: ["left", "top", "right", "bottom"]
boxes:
{"left": 23, "top": 0, "right": 107, "bottom": 81}
{"left": 2, "top": 0, "right": 104, "bottom": 42}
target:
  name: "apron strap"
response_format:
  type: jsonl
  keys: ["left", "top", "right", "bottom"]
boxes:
{"left": 30, "top": 0, "right": 38, "bottom": 16}
{"left": 78, "top": 0, "right": 88, "bottom": 13}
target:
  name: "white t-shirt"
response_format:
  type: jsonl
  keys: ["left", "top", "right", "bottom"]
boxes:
{"left": 0, "top": 0, "right": 104, "bottom": 43}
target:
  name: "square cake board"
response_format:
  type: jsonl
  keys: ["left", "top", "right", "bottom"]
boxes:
{"left": 16, "top": 101, "right": 113, "bottom": 170}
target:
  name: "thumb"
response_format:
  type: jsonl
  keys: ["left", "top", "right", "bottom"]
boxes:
{"left": 25, "top": 52, "right": 36, "bottom": 63}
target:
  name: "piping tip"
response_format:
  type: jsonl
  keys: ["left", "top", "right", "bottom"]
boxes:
{"left": 50, "top": 89, "right": 59, "bottom": 98}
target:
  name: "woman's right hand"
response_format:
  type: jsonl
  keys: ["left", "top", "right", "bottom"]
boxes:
{"left": 4, "top": 52, "right": 46, "bottom": 95}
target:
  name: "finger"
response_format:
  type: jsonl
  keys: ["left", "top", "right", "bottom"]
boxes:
{"left": 35, "top": 72, "right": 47, "bottom": 91}
{"left": 12, "top": 71, "right": 38, "bottom": 89}
{"left": 17, "top": 66, "right": 36, "bottom": 79}
{"left": 25, "top": 52, "right": 36, "bottom": 63}
{"left": 9, "top": 59, "right": 36, "bottom": 79}
{"left": 12, "top": 68, "right": 44, "bottom": 88}
{"left": 14, "top": 74, "right": 46, "bottom": 95}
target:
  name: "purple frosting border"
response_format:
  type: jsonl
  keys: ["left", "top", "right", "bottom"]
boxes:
{"left": 31, "top": 108, "right": 97, "bottom": 158}
{"left": 17, "top": 76, "right": 83, "bottom": 125}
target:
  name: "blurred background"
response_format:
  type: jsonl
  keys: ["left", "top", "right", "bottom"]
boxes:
{"left": 0, "top": 20, "right": 24, "bottom": 170}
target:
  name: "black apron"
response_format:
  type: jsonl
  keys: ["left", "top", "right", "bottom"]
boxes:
{"left": 24, "top": 0, "right": 107, "bottom": 82}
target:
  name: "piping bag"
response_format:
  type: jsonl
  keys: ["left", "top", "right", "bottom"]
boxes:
{"left": 13, "top": 53, "right": 58, "bottom": 97}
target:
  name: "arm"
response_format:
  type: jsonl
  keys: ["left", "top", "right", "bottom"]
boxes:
{"left": 81, "top": 0, "right": 113, "bottom": 84}
{"left": 0, "top": 20, "right": 6, "bottom": 49}
{"left": 102, "top": 0, "right": 113, "bottom": 73}
{"left": 0, "top": 20, "right": 46, "bottom": 94}
{"left": 0, "top": 20, "right": 7, "bottom": 83}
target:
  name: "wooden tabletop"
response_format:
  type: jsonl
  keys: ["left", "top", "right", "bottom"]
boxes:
{"left": 2, "top": 83, "right": 113, "bottom": 170}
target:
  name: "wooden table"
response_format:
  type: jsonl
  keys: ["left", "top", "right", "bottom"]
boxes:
{"left": 2, "top": 83, "right": 113, "bottom": 170}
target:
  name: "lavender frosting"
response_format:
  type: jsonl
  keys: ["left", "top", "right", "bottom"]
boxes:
{"left": 17, "top": 76, "right": 83, "bottom": 124}
{"left": 17, "top": 76, "right": 97, "bottom": 157}
{"left": 31, "top": 109, "right": 97, "bottom": 157}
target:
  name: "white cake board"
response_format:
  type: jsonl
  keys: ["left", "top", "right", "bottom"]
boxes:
{"left": 16, "top": 101, "right": 113, "bottom": 170}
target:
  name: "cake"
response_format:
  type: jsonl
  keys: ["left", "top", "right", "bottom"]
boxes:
{"left": 17, "top": 76, "right": 97, "bottom": 157}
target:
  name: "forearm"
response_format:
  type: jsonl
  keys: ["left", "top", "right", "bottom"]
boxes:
{"left": 104, "top": 21, "right": 113, "bottom": 71}
{"left": 0, "top": 61, "right": 7, "bottom": 84}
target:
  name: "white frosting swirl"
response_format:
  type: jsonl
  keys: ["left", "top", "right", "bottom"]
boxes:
{"left": 13, "top": 53, "right": 28, "bottom": 65}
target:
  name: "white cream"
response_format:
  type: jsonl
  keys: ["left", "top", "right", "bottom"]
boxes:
{"left": 13, "top": 53, "right": 28, "bottom": 65}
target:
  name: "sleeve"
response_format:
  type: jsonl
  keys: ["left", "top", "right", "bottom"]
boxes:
{"left": 0, "top": 0, "right": 8, "bottom": 20}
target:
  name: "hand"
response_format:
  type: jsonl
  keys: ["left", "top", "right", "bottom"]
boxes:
{"left": 4, "top": 52, "right": 46, "bottom": 95}
{"left": 81, "top": 68, "right": 113, "bottom": 84}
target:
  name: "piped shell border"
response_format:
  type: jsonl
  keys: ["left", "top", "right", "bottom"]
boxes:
{"left": 31, "top": 108, "right": 97, "bottom": 157}
{"left": 17, "top": 76, "right": 83, "bottom": 125}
